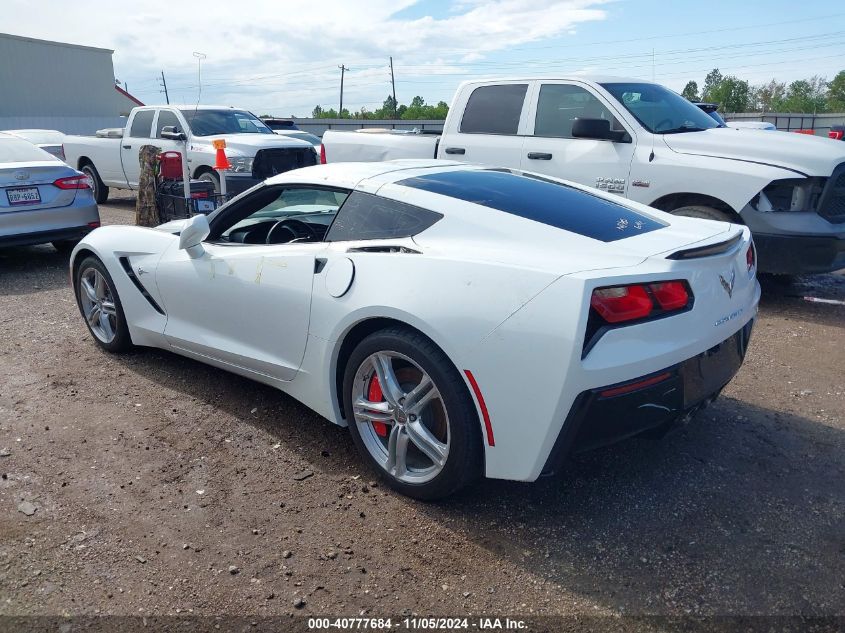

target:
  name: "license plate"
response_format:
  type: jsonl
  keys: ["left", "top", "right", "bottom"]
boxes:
{"left": 6, "top": 187, "right": 41, "bottom": 205}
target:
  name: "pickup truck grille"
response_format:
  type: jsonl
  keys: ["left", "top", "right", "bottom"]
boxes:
{"left": 818, "top": 162, "right": 845, "bottom": 223}
{"left": 252, "top": 148, "right": 317, "bottom": 180}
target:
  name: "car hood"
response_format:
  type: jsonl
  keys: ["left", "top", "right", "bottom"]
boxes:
{"left": 661, "top": 127, "right": 845, "bottom": 176}
{"left": 190, "top": 133, "right": 314, "bottom": 155}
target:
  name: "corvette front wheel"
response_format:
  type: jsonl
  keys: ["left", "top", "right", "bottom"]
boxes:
{"left": 343, "top": 327, "right": 483, "bottom": 500}
{"left": 75, "top": 256, "right": 133, "bottom": 353}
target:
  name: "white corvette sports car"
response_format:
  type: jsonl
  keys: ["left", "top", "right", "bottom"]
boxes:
{"left": 70, "top": 160, "right": 760, "bottom": 499}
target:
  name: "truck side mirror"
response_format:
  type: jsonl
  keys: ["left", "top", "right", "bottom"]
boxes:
{"left": 571, "top": 118, "right": 627, "bottom": 142}
{"left": 161, "top": 126, "right": 187, "bottom": 141}
{"left": 179, "top": 214, "right": 210, "bottom": 258}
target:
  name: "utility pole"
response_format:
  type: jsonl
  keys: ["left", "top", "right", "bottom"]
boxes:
{"left": 338, "top": 64, "right": 348, "bottom": 118}
{"left": 159, "top": 70, "right": 170, "bottom": 104}
{"left": 389, "top": 57, "right": 397, "bottom": 118}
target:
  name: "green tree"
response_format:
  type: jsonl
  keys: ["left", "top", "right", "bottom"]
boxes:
{"left": 681, "top": 80, "right": 700, "bottom": 102}
{"left": 707, "top": 76, "right": 750, "bottom": 112}
{"left": 311, "top": 105, "right": 324, "bottom": 118}
{"left": 827, "top": 70, "right": 845, "bottom": 110}
{"left": 752, "top": 80, "right": 786, "bottom": 112}
{"left": 702, "top": 68, "right": 723, "bottom": 102}
{"left": 782, "top": 77, "right": 828, "bottom": 113}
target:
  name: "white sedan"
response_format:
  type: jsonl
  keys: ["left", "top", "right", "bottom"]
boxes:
{"left": 69, "top": 160, "right": 760, "bottom": 499}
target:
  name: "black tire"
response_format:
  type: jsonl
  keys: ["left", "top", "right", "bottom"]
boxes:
{"left": 197, "top": 170, "right": 221, "bottom": 193}
{"left": 670, "top": 205, "right": 733, "bottom": 223}
{"left": 74, "top": 256, "right": 133, "bottom": 353}
{"left": 81, "top": 164, "right": 109, "bottom": 204}
{"left": 52, "top": 239, "right": 79, "bottom": 254}
{"left": 343, "top": 326, "right": 483, "bottom": 500}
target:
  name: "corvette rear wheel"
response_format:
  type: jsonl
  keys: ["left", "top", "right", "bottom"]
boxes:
{"left": 75, "top": 256, "right": 132, "bottom": 352}
{"left": 343, "top": 327, "right": 482, "bottom": 500}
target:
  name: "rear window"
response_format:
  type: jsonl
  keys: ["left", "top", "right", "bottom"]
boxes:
{"left": 398, "top": 169, "right": 666, "bottom": 242}
{"left": 327, "top": 191, "right": 442, "bottom": 241}
{"left": 0, "top": 136, "right": 57, "bottom": 163}
{"left": 460, "top": 84, "right": 528, "bottom": 135}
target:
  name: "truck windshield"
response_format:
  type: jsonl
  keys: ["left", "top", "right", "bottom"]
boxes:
{"left": 179, "top": 110, "right": 274, "bottom": 136}
{"left": 600, "top": 83, "right": 719, "bottom": 134}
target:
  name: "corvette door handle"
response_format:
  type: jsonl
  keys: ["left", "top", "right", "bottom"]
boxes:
{"left": 122, "top": 144, "right": 132, "bottom": 149}
{"left": 444, "top": 147, "right": 465, "bottom": 155}
{"left": 314, "top": 258, "right": 327, "bottom": 274}
{"left": 527, "top": 152, "right": 553, "bottom": 160}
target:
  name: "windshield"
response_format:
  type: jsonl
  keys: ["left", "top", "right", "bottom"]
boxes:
{"left": 600, "top": 83, "right": 719, "bottom": 134}
{"left": 180, "top": 110, "right": 274, "bottom": 136}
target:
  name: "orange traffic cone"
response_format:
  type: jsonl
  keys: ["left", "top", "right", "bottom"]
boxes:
{"left": 212, "top": 139, "right": 230, "bottom": 170}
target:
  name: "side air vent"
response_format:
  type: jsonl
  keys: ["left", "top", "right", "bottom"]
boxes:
{"left": 667, "top": 232, "right": 742, "bottom": 260}
{"left": 118, "top": 257, "right": 165, "bottom": 315}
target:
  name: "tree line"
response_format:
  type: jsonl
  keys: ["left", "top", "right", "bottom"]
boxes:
{"left": 310, "top": 95, "right": 449, "bottom": 120}
{"left": 681, "top": 68, "right": 845, "bottom": 114}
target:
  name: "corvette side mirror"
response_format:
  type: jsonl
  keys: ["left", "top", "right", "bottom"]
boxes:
{"left": 179, "top": 214, "right": 210, "bottom": 258}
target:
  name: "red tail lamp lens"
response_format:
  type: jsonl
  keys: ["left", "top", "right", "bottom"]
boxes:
{"left": 53, "top": 176, "right": 90, "bottom": 189}
{"left": 319, "top": 144, "right": 327, "bottom": 164}
{"left": 649, "top": 281, "right": 689, "bottom": 311}
{"left": 590, "top": 285, "right": 653, "bottom": 323}
{"left": 746, "top": 243, "right": 755, "bottom": 272}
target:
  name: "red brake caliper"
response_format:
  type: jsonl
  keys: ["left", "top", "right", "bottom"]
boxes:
{"left": 368, "top": 375, "right": 388, "bottom": 437}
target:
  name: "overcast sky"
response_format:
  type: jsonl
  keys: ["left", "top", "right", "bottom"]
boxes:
{"left": 3, "top": 0, "right": 844, "bottom": 116}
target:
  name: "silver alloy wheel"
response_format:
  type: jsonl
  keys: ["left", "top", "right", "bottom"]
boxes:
{"left": 352, "top": 351, "right": 450, "bottom": 484}
{"left": 78, "top": 267, "right": 118, "bottom": 343}
{"left": 82, "top": 167, "right": 97, "bottom": 197}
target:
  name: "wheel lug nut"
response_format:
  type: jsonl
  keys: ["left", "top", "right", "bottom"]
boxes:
{"left": 399, "top": 397, "right": 405, "bottom": 405}
{"left": 409, "top": 414, "right": 417, "bottom": 422}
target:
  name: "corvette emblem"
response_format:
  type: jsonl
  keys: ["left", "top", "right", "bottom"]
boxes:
{"left": 15, "top": 170, "right": 30, "bottom": 180}
{"left": 719, "top": 268, "right": 736, "bottom": 298}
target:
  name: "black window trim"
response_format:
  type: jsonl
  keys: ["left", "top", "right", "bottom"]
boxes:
{"left": 205, "top": 183, "right": 352, "bottom": 245}
{"left": 155, "top": 108, "right": 184, "bottom": 139}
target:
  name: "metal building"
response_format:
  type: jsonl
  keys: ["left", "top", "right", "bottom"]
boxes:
{"left": 0, "top": 32, "right": 143, "bottom": 134}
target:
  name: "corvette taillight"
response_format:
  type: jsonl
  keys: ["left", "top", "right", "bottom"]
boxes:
{"left": 54, "top": 175, "right": 90, "bottom": 189}
{"left": 746, "top": 243, "right": 755, "bottom": 273}
{"left": 320, "top": 144, "right": 326, "bottom": 164}
{"left": 590, "top": 285, "right": 652, "bottom": 323}
{"left": 649, "top": 281, "right": 689, "bottom": 311}
{"left": 590, "top": 281, "right": 692, "bottom": 324}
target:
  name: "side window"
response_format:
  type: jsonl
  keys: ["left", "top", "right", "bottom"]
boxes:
{"left": 459, "top": 84, "right": 528, "bottom": 135}
{"left": 129, "top": 110, "right": 155, "bottom": 139}
{"left": 327, "top": 191, "right": 442, "bottom": 242}
{"left": 534, "top": 84, "right": 623, "bottom": 138}
{"left": 156, "top": 110, "right": 182, "bottom": 138}
{"left": 210, "top": 185, "right": 349, "bottom": 244}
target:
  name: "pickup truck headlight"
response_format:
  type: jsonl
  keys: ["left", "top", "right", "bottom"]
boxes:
{"left": 227, "top": 156, "right": 254, "bottom": 174}
{"left": 754, "top": 177, "right": 826, "bottom": 212}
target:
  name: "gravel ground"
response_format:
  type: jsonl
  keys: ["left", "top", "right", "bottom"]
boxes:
{"left": 1, "top": 195, "right": 843, "bottom": 626}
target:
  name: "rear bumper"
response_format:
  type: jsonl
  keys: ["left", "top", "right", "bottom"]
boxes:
{"left": 0, "top": 224, "right": 98, "bottom": 248}
{"left": 753, "top": 233, "right": 845, "bottom": 275}
{"left": 542, "top": 319, "right": 754, "bottom": 475}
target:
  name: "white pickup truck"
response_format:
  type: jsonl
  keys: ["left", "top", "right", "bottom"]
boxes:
{"left": 63, "top": 105, "right": 318, "bottom": 203}
{"left": 323, "top": 77, "right": 845, "bottom": 274}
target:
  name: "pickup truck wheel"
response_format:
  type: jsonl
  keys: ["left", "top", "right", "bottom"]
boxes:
{"left": 197, "top": 171, "right": 220, "bottom": 193}
{"left": 670, "top": 205, "right": 733, "bottom": 223}
{"left": 82, "top": 164, "right": 109, "bottom": 204}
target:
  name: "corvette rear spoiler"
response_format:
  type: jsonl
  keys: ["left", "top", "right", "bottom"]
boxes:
{"left": 666, "top": 232, "right": 743, "bottom": 260}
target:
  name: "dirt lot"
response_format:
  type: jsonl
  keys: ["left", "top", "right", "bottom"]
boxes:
{"left": 1, "top": 195, "right": 843, "bottom": 627}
